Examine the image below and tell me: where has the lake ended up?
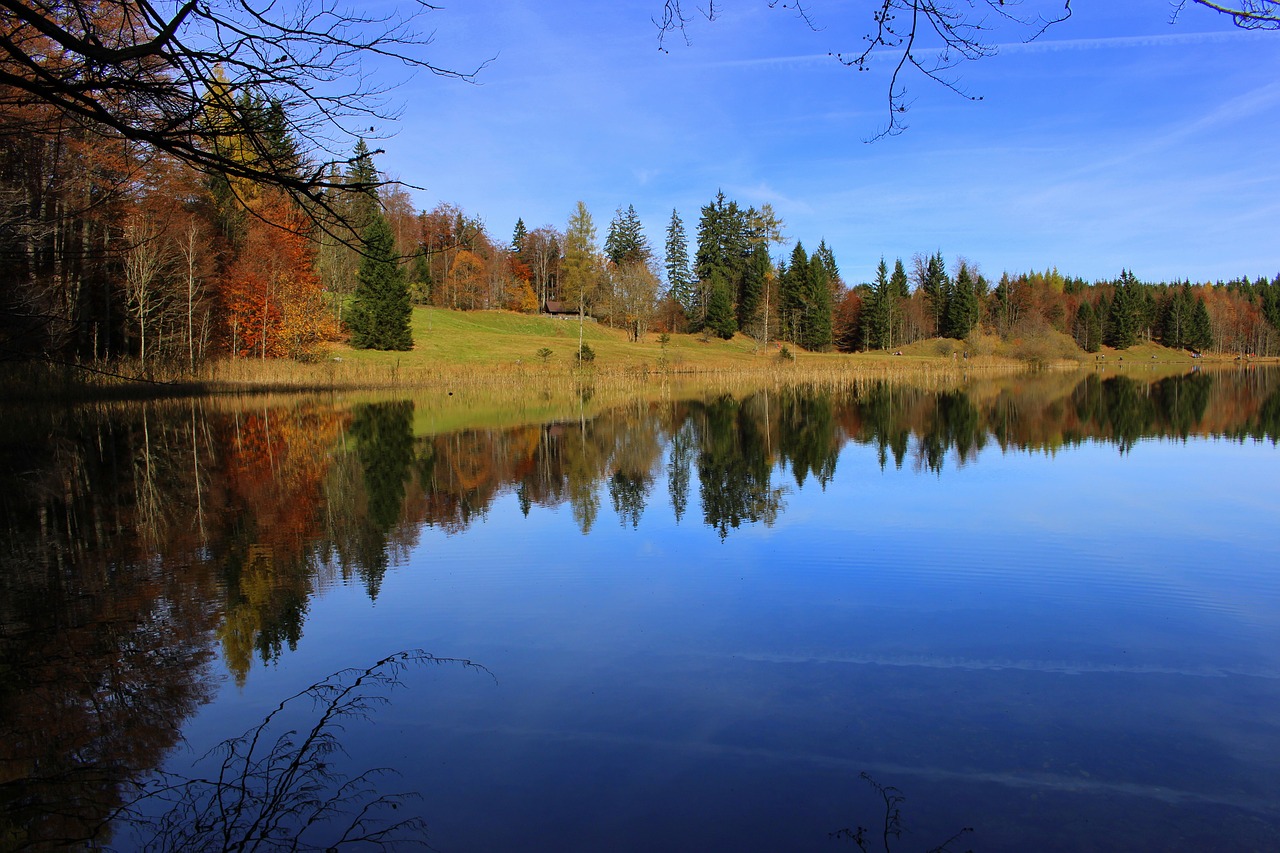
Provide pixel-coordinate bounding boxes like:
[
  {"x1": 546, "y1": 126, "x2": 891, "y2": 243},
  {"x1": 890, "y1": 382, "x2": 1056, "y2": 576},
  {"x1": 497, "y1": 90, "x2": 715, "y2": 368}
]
[{"x1": 2, "y1": 366, "x2": 1279, "y2": 851}]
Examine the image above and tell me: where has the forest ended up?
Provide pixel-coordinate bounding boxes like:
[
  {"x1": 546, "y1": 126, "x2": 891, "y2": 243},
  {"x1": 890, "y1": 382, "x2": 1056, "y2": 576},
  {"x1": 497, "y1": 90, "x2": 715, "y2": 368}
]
[{"x1": 5, "y1": 3, "x2": 1280, "y2": 374}]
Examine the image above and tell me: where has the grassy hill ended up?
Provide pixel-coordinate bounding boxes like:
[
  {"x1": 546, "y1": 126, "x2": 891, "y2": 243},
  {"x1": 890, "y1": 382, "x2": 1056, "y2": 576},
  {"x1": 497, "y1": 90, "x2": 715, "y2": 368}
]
[{"x1": 324, "y1": 306, "x2": 1215, "y2": 374}]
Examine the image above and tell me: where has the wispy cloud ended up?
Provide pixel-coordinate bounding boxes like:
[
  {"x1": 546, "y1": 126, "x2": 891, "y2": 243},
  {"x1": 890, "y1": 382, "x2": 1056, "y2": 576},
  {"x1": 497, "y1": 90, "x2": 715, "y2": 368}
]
[{"x1": 997, "y1": 28, "x2": 1270, "y2": 54}]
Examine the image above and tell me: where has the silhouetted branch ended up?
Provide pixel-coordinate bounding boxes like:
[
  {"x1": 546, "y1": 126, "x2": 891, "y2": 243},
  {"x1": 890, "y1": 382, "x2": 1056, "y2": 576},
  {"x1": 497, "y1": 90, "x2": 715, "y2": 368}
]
[
  {"x1": 1183, "y1": 0, "x2": 1280, "y2": 28},
  {"x1": 0, "y1": 0, "x2": 490, "y2": 219},
  {"x1": 831, "y1": 772, "x2": 973, "y2": 853},
  {"x1": 117, "y1": 649, "x2": 493, "y2": 851}
]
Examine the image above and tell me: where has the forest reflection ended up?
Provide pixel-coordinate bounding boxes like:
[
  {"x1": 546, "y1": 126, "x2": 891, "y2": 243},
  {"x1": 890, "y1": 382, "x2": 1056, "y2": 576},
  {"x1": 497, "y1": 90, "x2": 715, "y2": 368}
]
[{"x1": 1, "y1": 366, "x2": 1278, "y2": 847}]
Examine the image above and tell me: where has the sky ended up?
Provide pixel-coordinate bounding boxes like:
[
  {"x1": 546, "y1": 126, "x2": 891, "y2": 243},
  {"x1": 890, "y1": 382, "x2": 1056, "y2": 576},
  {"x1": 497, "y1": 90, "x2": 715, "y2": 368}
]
[{"x1": 362, "y1": 1, "x2": 1280, "y2": 286}]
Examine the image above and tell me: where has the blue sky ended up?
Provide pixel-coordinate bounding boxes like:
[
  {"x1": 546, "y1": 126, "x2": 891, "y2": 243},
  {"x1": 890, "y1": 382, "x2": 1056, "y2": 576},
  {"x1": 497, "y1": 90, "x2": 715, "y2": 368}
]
[{"x1": 369, "y1": 1, "x2": 1280, "y2": 286}]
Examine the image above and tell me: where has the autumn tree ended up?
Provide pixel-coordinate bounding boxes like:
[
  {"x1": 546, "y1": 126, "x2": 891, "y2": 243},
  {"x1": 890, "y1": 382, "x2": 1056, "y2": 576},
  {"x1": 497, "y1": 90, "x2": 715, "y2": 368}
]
[
  {"x1": 523, "y1": 226, "x2": 562, "y2": 311},
  {"x1": 609, "y1": 261, "x2": 662, "y2": 342},
  {"x1": 561, "y1": 202, "x2": 601, "y2": 355},
  {"x1": 0, "y1": 0, "x2": 482, "y2": 224}
]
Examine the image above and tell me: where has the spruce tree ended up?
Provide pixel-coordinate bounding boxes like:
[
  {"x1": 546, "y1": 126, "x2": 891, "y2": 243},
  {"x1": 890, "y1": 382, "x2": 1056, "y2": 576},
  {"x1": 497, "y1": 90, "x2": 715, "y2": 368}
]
[
  {"x1": 780, "y1": 242, "x2": 809, "y2": 344},
  {"x1": 705, "y1": 270, "x2": 737, "y2": 339},
  {"x1": 945, "y1": 261, "x2": 981, "y2": 340},
  {"x1": 804, "y1": 251, "x2": 834, "y2": 350},
  {"x1": 664, "y1": 209, "x2": 695, "y2": 319},
  {"x1": 917, "y1": 251, "x2": 949, "y2": 337},
  {"x1": 605, "y1": 204, "x2": 649, "y2": 266},
  {"x1": 694, "y1": 191, "x2": 752, "y2": 331},
  {"x1": 1074, "y1": 301, "x2": 1100, "y2": 352},
  {"x1": 1162, "y1": 285, "x2": 1194, "y2": 349},
  {"x1": 1106, "y1": 269, "x2": 1142, "y2": 349},
  {"x1": 512, "y1": 218, "x2": 527, "y2": 254},
  {"x1": 738, "y1": 242, "x2": 769, "y2": 332},
  {"x1": 348, "y1": 214, "x2": 412, "y2": 351},
  {"x1": 345, "y1": 139, "x2": 380, "y2": 235},
  {"x1": 1189, "y1": 296, "x2": 1213, "y2": 352},
  {"x1": 866, "y1": 258, "x2": 891, "y2": 350},
  {"x1": 889, "y1": 259, "x2": 909, "y2": 347}
]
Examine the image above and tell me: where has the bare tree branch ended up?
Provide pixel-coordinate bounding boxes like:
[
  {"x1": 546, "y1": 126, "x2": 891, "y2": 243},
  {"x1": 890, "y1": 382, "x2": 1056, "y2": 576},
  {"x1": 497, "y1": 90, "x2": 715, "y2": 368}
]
[
  {"x1": 1182, "y1": 0, "x2": 1280, "y2": 28},
  {"x1": 651, "y1": 1, "x2": 1280, "y2": 139},
  {"x1": 0, "y1": 1, "x2": 489, "y2": 213}
]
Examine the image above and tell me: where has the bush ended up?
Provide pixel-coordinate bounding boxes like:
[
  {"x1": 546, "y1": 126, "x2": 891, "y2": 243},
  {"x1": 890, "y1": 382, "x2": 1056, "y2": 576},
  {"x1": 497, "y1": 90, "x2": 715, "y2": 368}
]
[{"x1": 575, "y1": 343, "x2": 596, "y2": 364}]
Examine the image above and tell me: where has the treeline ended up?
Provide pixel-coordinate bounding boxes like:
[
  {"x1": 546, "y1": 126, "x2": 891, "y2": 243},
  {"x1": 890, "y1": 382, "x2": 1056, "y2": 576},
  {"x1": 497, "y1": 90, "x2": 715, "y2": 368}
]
[{"x1": 7, "y1": 51, "x2": 1280, "y2": 367}]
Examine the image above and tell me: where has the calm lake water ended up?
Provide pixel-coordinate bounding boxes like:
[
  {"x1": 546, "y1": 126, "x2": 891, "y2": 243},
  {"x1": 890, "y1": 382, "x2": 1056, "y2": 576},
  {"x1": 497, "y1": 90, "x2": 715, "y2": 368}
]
[{"x1": 3, "y1": 366, "x2": 1279, "y2": 852}]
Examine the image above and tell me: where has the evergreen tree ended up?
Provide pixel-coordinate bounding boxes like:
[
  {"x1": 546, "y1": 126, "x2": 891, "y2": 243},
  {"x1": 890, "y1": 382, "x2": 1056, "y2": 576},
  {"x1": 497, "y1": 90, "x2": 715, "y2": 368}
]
[
  {"x1": 917, "y1": 251, "x2": 949, "y2": 337},
  {"x1": 704, "y1": 270, "x2": 737, "y2": 339},
  {"x1": 664, "y1": 209, "x2": 695, "y2": 319},
  {"x1": 1189, "y1": 296, "x2": 1213, "y2": 352},
  {"x1": 944, "y1": 261, "x2": 981, "y2": 340},
  {"x1": 1162, "y1": 284, "x2": 1195, "y2": 349},
  {"x1": 605, "y1": 204, "x2": 649, "y2": 266},
  {"x1": 738, "y1": 243, "x2": 769, "y2": 332},
  {"x1": 348, "y1": 215, "x2": 412, "y2": 351},
  {"x1": 1074, "y1": 301, "x2": 1101, "y2": 352},
  {"x1": 815, "y1": 240, "x2": 840, "y2": 286},
  {"x1": 1263, "y1": 277, "x2": 1280, "y2": 335},
  {"x1": 345, "y1": 139, "x2": 381, "y2": 235},
  {"x1": 1106, "y1": 269, "x2": 1142, "y2": 349},
  {"x1": 694, "y1": 191, "x2": 751, "y2": 331},
  {"x1": 804, "y1": 251, "x2": 834, "y2": 350},
  {"x1": 889, "y1": 259, "x2": 910, "y2": 347},
  {"x1": 512, "y1": 218, "x2": 527, "y2": 254},
  {"x1": 866, "y1": 257, "x2": 892, "y2": 350},
  {"x1": 779, "y1": 242, "x2": 809, "y2": 344}
]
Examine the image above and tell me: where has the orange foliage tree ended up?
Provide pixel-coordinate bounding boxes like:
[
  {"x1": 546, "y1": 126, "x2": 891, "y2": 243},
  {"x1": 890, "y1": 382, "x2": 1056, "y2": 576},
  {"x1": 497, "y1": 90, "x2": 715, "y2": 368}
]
[{"x1": 219, "y1": 192, "x2": 337, "y2": 359}]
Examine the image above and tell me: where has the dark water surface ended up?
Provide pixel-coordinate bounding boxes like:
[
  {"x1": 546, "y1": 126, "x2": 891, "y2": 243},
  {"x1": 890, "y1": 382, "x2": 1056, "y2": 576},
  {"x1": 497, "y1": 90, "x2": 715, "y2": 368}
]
[{"x1": 3, "y1": 367, "x2": 1279, "y2": 851}]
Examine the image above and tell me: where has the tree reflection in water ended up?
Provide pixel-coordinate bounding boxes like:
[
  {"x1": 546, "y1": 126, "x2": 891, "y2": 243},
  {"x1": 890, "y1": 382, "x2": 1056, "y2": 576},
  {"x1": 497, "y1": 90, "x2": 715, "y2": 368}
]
[{"x1": 1, "y1": 367, "x2": 1277, "y2": 847}]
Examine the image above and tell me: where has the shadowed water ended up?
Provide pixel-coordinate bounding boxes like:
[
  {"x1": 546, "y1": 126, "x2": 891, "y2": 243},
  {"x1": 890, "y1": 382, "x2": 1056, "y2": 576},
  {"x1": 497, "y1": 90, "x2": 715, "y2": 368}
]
[{"x1": 2, "y1": 367, "x2": 1279, "y2": 851}]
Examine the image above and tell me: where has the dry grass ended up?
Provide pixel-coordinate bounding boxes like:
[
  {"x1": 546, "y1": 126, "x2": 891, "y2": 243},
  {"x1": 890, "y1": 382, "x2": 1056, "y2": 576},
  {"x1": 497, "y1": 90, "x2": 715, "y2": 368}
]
[{"x1": 3, "y1": 306, "x2": 1258, "y2": 402}]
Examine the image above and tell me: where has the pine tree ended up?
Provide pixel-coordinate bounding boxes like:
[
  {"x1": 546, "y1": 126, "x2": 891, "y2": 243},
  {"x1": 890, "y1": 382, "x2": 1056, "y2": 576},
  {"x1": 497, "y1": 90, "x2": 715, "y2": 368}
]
[
  {"x1": 348, "y1": 215, "x2": 412, "y2": 351},
  {"x1": 664, "y1": 209, "x2": 694, "y2": 319}
]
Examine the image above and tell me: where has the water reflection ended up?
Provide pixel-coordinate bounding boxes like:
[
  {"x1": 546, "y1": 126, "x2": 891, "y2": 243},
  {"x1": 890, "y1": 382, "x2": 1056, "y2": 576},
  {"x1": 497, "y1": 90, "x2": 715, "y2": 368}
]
[{"x1": 1, "y1": 367, "x2": 1278, "y2": 848}]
